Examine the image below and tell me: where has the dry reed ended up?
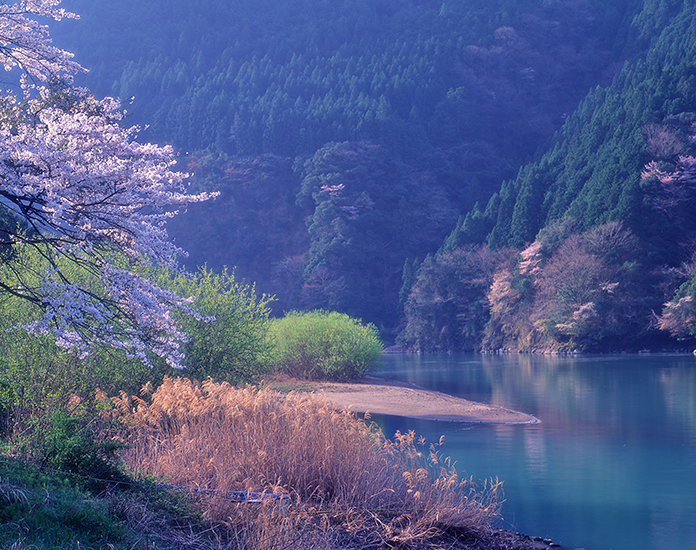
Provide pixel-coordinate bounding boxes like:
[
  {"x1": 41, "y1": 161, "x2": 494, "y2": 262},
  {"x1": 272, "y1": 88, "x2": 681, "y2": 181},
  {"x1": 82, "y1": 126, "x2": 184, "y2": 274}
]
[{"x1": 116, "y1": 377, "x2": 503, "y2": 549}]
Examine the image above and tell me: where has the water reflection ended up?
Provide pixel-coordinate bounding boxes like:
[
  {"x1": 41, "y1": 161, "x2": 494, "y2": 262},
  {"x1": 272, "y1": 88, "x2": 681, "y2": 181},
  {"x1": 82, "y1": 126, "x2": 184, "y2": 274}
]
[
  {"x1": 522, "y1": 426, "x2": 546, "y2": 481},
  {"x1": 373, "y1": 353, "x2": 696, "y2": 550},
  {"x1": 660, "y1": 366, "x2": 696, "y2": 435}
]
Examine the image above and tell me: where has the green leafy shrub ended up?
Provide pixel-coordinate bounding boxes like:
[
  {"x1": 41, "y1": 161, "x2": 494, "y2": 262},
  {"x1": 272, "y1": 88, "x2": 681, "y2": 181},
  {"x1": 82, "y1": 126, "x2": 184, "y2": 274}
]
[
  {"x1": 269, "y1": 310, "x2": 382, "y2": 380},
  {"x1": 0, "y1": 245, "x2": 165, "y2": 445},
  {"x1": 30, "y1": 409, "x2": 125, "y2": 485},
  {"x1": 153, "y1": 266, "x2": 275, "y2": 383}
]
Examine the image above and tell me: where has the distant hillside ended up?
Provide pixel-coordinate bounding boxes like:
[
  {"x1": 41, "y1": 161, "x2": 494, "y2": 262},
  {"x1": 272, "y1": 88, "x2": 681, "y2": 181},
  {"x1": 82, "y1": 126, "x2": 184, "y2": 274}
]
[
  {"x1": 401, "y1": 0, "x2": 696, "y2": 352},
  {"x1": 52, "y1": 0, "x2": 640, "y2": 338}
]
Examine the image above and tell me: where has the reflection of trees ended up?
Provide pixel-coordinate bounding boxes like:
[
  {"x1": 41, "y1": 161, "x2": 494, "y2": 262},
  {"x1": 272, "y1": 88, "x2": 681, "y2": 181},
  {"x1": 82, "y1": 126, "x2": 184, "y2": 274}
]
[
  {"x1": 378, "y1": 354, "x2": 696, "y2": 550},
  {"x1": 479, "y1": 355, "x2": 696, "y2": 444},
  {"x1": 382, "y1": 353, "x2": 498, "y2": 402},
  {"x1": 659, "y1": 366, "x2": 696, "y2": 432},
  {"x1": 380, "y1": 354, "x2": 696, "y2": 445},
  {"x1": 480, "y1": 354, "x2": 604, "y2": 432}
]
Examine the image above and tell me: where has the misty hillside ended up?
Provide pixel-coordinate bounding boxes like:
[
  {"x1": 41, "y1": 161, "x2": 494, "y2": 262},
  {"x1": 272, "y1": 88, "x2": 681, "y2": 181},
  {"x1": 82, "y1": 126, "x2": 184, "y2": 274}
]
[{"x1": 50, "y1": 0, "x2": 696, "y2": 350}]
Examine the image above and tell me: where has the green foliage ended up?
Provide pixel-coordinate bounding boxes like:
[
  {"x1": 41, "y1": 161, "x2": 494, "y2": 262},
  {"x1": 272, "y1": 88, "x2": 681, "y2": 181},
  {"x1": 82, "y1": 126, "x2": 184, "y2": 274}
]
[
  {"x1": 0, "y1": 456, "x2": 220, "y2": 550},
  {"x1": 41, "y1": 0, "x2": 696, "y2": 353},
  {"x1": 473, "y1": 3, "x2": 696, "y2": 254},
  {"x1": 658, "y1": 262, "x2": 696, "y2": 339},
  {"x1": 269, "y1": 310, "x2": 383, "y2": 380},
  {"x1": 47, "y1": 0, "x2": 642, "y2": 338},
  {"x1": 0, "y1": 258, "x2": 133, "y2": 478},
  {"x1": 522, "y1": 222, "x2": 652, "y2": 350},
  {"x1": 28, "y1": 409, "x2": 124, "y2": 484},
  {"x1": 56, "y1": 0, "x2": 633, "y2": 160},
  {"x1": 397, "y1": 1, "x2": 696, "y2": 352},
  {"x1": 399, "y1": 246, "x2": 512, "y2": 351},
  {"x1": 0, "y1": 458, "x2": 132, "y2": 549},
  {"x1": 153, "y1": 266, "x2": 275, "y2": 383},
  {"x1": 403, "y1": 221, "x2": 670, "y2": 352},
  {"x1": 0, "y1": 246, "x2": 166, "y2": 438},
  {"x1": 297, "y1": 141, "x2": 458, "y2": 333},
  {"x1": 0, "y1": 247, "x2": 275, "y2": 481},
  {"x1": 167, "y1": 154, "x2": 310, "y2": 315}
]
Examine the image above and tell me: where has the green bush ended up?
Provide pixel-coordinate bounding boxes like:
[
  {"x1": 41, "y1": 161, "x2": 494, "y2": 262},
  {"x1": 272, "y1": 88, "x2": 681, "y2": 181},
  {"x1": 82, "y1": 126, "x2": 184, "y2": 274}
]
[
  {"x1": 153, "y1": 266, "x2": 275, "y2": 383},
  {"x1": 0, "y1": 246, "x2": 166, "y2": 443},
  {"x1": 30, "y1": 409, "x2": 125, "y2": 484},
  {"x1": 269, "y1": 310, "x2": 383, "y2": 380}
]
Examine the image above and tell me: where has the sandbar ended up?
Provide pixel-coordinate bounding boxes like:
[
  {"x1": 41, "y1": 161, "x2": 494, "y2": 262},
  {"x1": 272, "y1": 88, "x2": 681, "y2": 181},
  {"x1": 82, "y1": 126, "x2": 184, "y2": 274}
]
[{"x1": 274, "y1": 376, "x2": 538, "y2": 424}]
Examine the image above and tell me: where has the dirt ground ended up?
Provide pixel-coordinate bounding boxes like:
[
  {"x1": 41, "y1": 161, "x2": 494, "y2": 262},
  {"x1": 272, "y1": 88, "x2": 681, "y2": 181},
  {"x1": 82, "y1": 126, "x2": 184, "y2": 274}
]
[{"x1": 268, "y1": 375, "x2": 538, "y2": 425}]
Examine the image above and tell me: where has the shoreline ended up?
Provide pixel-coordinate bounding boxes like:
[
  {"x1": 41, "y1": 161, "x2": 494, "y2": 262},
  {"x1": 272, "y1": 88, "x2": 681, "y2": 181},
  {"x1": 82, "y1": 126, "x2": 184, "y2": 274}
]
[{"x1": 269, "y1": 375, "x2": 539, "y2": 425}]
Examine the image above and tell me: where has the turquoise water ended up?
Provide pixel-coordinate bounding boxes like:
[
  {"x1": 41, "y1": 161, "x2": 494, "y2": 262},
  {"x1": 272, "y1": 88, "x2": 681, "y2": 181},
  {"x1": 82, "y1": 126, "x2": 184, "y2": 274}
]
[{"x1": 373, "y1": 353, "x2": 696, "y2": 550}]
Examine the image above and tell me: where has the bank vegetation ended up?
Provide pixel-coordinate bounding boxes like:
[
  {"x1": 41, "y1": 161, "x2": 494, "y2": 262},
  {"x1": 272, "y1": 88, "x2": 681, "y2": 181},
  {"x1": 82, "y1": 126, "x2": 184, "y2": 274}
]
[{"x1": 0, "y1": 251, "x2": 538, "y2": 549}]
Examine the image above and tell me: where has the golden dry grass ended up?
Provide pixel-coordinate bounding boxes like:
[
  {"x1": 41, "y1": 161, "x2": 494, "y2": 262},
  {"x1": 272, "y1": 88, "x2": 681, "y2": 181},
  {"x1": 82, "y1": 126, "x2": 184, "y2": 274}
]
[{"x1": 115, "y1": 377, "x2": 504, "y2": 549}]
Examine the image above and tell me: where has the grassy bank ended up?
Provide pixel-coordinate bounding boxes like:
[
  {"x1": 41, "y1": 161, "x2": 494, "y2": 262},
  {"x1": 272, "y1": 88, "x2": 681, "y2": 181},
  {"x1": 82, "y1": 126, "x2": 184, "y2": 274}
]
[
  {"x1": 0, "y1": 378, "x2": 550, "y2": 549},
  {"x1": 0, "y1": 455, "x2": 216, "y2": 549}
]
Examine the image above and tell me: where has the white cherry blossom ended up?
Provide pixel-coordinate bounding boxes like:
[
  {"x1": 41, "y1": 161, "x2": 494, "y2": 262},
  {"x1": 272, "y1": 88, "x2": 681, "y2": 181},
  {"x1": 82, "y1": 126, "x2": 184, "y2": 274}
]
[
  {"x1": 0, "y1": 1, "x2": 216, "y2": 366},
  {"x1": 0, "y1": 1, "x2": 83, "y2": 80}
]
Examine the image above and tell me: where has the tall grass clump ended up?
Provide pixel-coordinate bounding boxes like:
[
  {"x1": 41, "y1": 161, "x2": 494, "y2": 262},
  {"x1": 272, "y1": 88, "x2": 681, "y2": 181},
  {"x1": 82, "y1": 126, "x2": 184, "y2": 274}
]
[
  {"x1": 269, "y1": 310, "x2": 382, "y2": 380},
  {"x1": 118, "y1": 377, "x2": 502, "y2": 549}
]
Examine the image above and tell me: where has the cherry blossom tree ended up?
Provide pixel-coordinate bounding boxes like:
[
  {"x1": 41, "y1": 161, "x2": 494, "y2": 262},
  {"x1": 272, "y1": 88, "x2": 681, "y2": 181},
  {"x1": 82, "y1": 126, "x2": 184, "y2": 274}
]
[
  {"x1": 0, "y1": 1, "x2": 215, "y2": 366},
  {"x1": 0, "y1": 0, "x2": 83, "y2": 80}
]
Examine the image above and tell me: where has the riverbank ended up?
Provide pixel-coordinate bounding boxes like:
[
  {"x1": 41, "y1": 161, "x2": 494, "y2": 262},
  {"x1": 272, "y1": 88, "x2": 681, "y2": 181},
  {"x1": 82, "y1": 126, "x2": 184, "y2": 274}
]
[{"x1": 267, "y1": 375, "x2": 539, "y2": 424}]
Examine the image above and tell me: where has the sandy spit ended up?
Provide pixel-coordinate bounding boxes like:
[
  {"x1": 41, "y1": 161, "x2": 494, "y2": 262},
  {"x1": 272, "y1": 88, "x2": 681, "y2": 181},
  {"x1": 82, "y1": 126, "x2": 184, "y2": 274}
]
[{"x1": 273, "y1": 376, "x2": 538, "y2": 425}]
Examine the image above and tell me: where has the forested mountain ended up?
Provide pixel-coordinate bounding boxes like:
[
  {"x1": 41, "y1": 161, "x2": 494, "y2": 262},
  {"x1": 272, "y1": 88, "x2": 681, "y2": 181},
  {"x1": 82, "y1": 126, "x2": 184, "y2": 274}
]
[
  {"x1": 55, "y1": 0, "x2": 634, "y2": 157},
  {"x1": 48, "y1": 0, "x2": 681, "y2": 346},
  {"x1": 402, "y1": 0, "x2": 696, "y2": 352}
]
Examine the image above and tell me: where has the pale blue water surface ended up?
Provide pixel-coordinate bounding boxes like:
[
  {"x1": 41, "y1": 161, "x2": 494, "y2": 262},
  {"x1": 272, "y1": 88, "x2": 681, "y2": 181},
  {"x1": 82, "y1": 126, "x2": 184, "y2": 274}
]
[{"x1": 373, "y1": 353, "x2": 696, "y2": 550}]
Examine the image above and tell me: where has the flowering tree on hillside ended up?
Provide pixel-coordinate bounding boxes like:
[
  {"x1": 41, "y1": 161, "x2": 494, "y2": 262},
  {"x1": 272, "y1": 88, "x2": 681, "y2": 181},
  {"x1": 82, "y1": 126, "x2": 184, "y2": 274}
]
[{"x1": 0, "y1": 1, "x2": 214, "y2": 366}]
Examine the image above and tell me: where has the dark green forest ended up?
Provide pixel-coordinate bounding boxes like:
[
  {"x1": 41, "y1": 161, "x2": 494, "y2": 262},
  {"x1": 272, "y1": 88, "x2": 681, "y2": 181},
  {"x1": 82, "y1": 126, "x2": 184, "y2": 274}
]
[{"x1": 49, "y1": 0, "x2": 696, "y2": 350}]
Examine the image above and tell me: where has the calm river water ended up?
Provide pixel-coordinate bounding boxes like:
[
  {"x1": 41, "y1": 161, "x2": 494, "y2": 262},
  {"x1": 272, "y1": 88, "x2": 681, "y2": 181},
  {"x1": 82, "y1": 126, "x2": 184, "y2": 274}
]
[{"x1": 373, "y1": 353, "x2": 696, "y2": 550}]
